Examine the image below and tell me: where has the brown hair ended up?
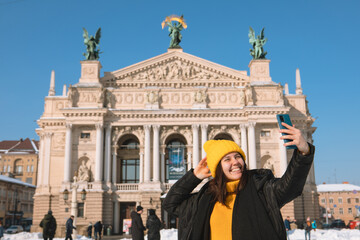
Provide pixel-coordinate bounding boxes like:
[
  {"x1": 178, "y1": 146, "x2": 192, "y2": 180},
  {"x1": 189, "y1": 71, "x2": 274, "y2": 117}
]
[{"x1": 208, "y1": 161, "x2": 248, "y2": 207}]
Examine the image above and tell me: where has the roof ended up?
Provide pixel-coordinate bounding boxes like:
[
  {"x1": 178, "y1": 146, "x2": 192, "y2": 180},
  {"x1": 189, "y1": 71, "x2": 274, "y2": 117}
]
[
  {"x1": 0, "y1": 175, "x2": 36, "y2": 188},
  {"x1": 317, "y1": 183, "x2": 360, "y2": 192},
  {"x1": 0, "y1": 138, "x2": 39, "y2": 154}
]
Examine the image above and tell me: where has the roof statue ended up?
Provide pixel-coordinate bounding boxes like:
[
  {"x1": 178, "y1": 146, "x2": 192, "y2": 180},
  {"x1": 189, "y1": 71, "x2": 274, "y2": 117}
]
[
  {"x1": 248, "y1": 27, "x2": 267, "y2": 59},
  {"x1": 82, "y1": 27, "x2": 102, "y2": 60},
  {"x1": 162, "y1": 15, "x2": 187, "y2": 49}
]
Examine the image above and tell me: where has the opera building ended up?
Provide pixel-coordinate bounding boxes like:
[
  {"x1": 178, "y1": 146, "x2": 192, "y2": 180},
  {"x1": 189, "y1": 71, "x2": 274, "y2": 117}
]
[{"x1": 32, "y1": 46, "x2": 319, "y2": 236}]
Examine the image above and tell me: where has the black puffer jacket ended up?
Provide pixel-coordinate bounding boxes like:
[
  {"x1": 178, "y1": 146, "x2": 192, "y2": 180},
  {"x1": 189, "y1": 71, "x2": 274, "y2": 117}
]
[
  {"x1": 146, "y1": 214, "x2": 162, "y2": 240},
  {"x1": 163, "y1": 144, "x2": 315, "y2": 240},
  {"x1": 40, "y1": 213, "x2": 57, "y2": 238}
]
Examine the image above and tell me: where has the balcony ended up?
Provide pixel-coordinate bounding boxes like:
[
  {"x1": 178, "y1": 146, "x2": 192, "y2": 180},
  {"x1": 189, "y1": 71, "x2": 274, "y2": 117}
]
[{"x1": 115, "y1": 183, "x2": 139, "y2": 191}]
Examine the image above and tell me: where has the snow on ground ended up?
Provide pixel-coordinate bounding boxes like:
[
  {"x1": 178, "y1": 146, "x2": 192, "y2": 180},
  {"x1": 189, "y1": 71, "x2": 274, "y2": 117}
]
[{"x1": 3, "y1": 229, "x2": 360, "y2": 240}]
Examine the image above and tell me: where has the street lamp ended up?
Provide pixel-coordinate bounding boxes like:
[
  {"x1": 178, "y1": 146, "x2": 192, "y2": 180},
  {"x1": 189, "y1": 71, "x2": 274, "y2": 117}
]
[
  {"x1": 63, "y1": 189, "x2": 69, "y2": 201},
  {"x1": 81, "y1": 189, "x2": 87, "y2": 201}
]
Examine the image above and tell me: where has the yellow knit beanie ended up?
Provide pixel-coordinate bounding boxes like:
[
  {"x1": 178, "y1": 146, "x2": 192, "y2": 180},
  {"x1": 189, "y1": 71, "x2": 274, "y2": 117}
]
[{"x1": 203, "y1": 140, "x2": 246, "y2": 177}]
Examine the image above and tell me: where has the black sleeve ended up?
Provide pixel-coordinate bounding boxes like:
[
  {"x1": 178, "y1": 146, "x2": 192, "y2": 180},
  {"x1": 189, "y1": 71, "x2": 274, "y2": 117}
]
[
  {"x1": 272, "y1": 143, "x2": 315, "y2": 207},
  {"x1": 162, "y1": 169, "x2": 202, "y2": 216}
]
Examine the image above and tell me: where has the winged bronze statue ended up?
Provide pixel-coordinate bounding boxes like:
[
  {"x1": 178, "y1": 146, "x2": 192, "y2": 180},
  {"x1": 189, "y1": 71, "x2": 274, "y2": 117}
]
[
  {"x1": 83, "y1": 27, "x2": 102, "y2": 60},
  {"x1": 162, "y1": 15, "x2": 187, "y2": 49},
  {"x1": 248, "y1": 27, "x2": 267, "y2": 59}
]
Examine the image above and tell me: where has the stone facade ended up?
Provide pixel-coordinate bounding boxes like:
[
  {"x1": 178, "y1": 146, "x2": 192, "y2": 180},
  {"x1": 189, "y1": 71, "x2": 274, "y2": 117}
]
[{"x1": 33, "y1": 48, "x2": 319, "y2": 236}]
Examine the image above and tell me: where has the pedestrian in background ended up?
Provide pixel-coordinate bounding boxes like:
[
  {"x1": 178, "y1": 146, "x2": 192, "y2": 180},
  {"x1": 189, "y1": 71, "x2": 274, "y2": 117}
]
[
  {"x1": 87, "y1": 222, "x2": 93, "y2": 239},
  {"x1": 0, "y1": 222, "x2": 4, "y2": 240},
  {"x1": 94, "y1": 221, "x2": 103, "y2": 240},
  {"x1": 131, "y1": 205, "x2": 146, "y2": 240},
  {"x1": 146, "y1": 209, "x2": 162, "y2": 240},
  {"x1": 311, "y1": 220, "x2": 317, "y2": 231},
  {"x1": 65, "y1": 215, "x2": 76, "y2": 240},
  {"x1": 304, "y1": 217, "x2": 312, "y2": 240},
  {"x1": 40, "y1": 210, "x2": 57, "y2": 240},
  {"x1": 284, "y1": 216, "x2": 296, "y2": 240}
]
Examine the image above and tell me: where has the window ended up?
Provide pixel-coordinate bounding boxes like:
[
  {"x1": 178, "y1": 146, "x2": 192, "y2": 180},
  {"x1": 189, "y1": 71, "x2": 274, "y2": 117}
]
[
  {"x1": 166, "y1": 140, "x2": 187, "y2": 182},
  {"x1": 329, "y1": 198, "x2": 334, "y2": 204},
  {"x1": 80, "y1": 132, "x2": 90, "y2": 139},
  {"x1": 338, "y1": 198, "x2": 342, "y2": 204},
  {"x1": 260, "y1": 130, "x2": 271, "y2": 137},
  {"x1": 16, "y1": 165, "x2": 23, "y2": 173},
  {"x1": 348, "y1": 208, "x2": 352, "y2": 214},
  {"x1": 7, "y1": 166, "x2": 10, "y2": 172},
  {"x1": 356, "y1": 198, "x2": 359, "y2": 203},
  {"x1": 330, "y1": 208, "x2": 334, "y2": 214},
  {"x1": 26, "y1": 178, "x2": 32, "y2": 184},
  {"x1": 3, "y1": 166, "x2": 6, "y2": 172},
  {"x1": 27, "y1": 166, "x2": 30, "y2": 172},
  {"x1": 321, "y1": 198, "x2": 326, "y2": 204},
  {"x1": 347, "y1": 198, "x2": 351, "y2": 204},
  {"x1": 120, "y1": 159, "x2": 139, "y2": 183},
  {"x1": 31, "y1": 165, "x2": 34, "y2": 172},
  {"x1": 77, "y1": 203, "x2": 84, "y2": 217},
  {"x1": 339, "y1": 208, "x2": 343, "y2": 215},
  {"x1": 120, "y1": 139, "x2": 139, "y2": 150}
]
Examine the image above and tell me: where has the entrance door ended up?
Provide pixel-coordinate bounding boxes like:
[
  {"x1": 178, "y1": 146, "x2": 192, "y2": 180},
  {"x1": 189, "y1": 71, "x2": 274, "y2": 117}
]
[{"x1": 120, "y1": 202, "x2": 136, "y2": 234}]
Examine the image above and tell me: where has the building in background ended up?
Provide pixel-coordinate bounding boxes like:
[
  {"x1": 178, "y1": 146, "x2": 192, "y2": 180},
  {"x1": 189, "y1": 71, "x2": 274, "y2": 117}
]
[
  {"x1": 0, "y1": 174, "x2": 36, "y2": 228},
  {"x1": 317, "y1": 182, "x2": 360, "y2": 225},
  {"x1": 0, "y1": 138, "x2": 39, "y2": 185},
  {"x1": 33, "y1": 47, "x2": 318, "y2": 236}
]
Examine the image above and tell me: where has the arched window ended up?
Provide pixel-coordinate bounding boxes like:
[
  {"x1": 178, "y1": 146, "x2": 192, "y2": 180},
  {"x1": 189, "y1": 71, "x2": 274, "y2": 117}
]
[
  {"x1": 14, "y1": 159, "x2": 23, "y2": 174},
  {"x1": 213, "y1": 133, "x2": 234, "y2": 141},
  {"x1": 117, "y1": 135, "x2": 140, "y2": 183},
  {"x1": 166, "y1": 139, "x2": 187, "y2": 183}
]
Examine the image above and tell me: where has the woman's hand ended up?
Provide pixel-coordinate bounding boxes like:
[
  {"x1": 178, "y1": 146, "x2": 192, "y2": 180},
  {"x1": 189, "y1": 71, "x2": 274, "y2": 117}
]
[
  {"x1": 279, "y1": 122, "x2": 310, "y2": 155},
  {"x1": 194, "y1": 157, "x2": 212, "y2": 180}
]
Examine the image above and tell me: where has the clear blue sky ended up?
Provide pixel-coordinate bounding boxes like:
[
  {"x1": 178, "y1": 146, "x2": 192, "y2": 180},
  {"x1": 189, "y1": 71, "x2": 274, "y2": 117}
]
[{"x1": 1, "y1": 0, "x2": 359, "y2": 185}]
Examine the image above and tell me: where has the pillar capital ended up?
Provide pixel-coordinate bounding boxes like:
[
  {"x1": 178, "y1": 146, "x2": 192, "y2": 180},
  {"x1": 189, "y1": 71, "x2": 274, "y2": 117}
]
[
  {"x1": 95, "y1": 123, "x2": 103, "y2": 130},
  {"x1": 192, "y1": 124, "x2": 199, "y2": 130},
  {"x1": 248, "y1": 122, "x2": 256, "y2": 128},
  {"x1": 239, "y1": 123, "x2": 248, "y2": 129},
  {"x1": 144, "y1": 125, "x2": 152, "y2": 131},
  {"x1": 66, "y1": 123, "x2": 73, "y2": 130}
]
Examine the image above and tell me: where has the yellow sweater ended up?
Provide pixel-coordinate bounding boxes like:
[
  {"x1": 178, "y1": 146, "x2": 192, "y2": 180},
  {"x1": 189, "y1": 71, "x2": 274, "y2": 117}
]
[{"x1": 210, "y1": 180, "x2": 239, "y2": 240}]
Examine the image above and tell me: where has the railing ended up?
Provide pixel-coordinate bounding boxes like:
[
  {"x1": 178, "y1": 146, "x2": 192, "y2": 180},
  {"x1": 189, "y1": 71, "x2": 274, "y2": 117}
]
[{"x1": 115, "y1": 184, "x2": 139, "y2": 191}]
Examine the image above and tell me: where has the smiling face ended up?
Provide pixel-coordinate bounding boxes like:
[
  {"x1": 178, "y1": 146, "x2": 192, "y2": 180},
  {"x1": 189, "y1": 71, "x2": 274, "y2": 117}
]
[{"x1": 220, "y1": 152, "x2": 245, "y2": 181}]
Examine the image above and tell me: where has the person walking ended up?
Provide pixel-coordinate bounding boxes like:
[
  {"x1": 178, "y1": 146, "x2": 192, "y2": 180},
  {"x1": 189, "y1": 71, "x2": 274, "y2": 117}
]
[
  {"x1": 87, "y1": 222, "x2": 93, "y2": 239},
  {"x1": 0, "y1": 222, "x2": 4, "y2": 240},
  {"x1": 311, "y1": 220, "x2": 317, "y2": 231},
  {"x1": 40, "y1": 210, "x2": 57, "y2": 240},
  {"x1": 94, "y1": 221, "x2": 103, "y2": 240},
  {"x1": 284, "y1": 216, "x2": 296, "y2": 240},
  {"x1": 131, "y1": 206, "x2": 146, "y2": 240},
  {"x1": 146, "y1": 209, "x2": 162, "y2": 240},
  {"x1": 304, "y1": 217, "x2": 312, "y2": 240},
  {"x1": 65, "y1": 215, "x2": 76, "y2": 240},
  {"x1": 163, "y1": 122, "x2": 315, "y2": 240}
]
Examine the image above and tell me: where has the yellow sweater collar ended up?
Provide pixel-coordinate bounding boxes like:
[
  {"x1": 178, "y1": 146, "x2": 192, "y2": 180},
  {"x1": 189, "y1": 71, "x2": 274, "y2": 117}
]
[{"x1": 226, "y1": 180, "x2": 240, "y2": 193}]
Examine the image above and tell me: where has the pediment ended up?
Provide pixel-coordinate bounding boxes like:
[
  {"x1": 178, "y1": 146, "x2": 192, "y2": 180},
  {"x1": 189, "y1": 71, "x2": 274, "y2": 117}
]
[{"x1": 101, "y1": 50, "x2": 249, "y2": 84}]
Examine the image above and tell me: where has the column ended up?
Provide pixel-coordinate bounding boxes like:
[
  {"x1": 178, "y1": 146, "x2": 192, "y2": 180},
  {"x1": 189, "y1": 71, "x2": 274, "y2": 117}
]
[
  {"x1": 240, "y1": 124, "x2": 248, "y2": 160},
  {"x1": 95, "y1": 123, "x2": 104, "y2": 182},
  {"x1": 64, "y1": 123, "x2": 72, "y2": 182},
  {"x1": 160, "y1": 146, "x2": 165, "y2": 183},
  {"x1": 139, "y1": 152, "x2": 144, "y2": 183},
  {"x1": 187, "y1": 151, "x2": 192, "y2": 171},
  {"x1": 201, "y1": 124, "x2": 208, "y2": 159},
  {"x1": 104, "y1": 125, "x2": 112, "y2": 182},
  {"x1": 112, "y1": 146, "x2": 118, "y2": 184},
  {"x1": 192, "y1": 124, "x2": 199, "y2": 168},
  {"x1": 114, "y1": 201, "x2": 120, "y2": 234},
  {"x1": 144, "y1": 125, "x2": 151, "y2": 182},
  {"x1": 37, "y1": 134, "x2": 44, "y2": 186},
  {"x1": 43, "y1": 132, "x2": 53, "y2": 186},
  {"x1": 279, "y1": 131, "x2": 288, "y2": 176},
  {"x1": 247, "y1": 122, "x2": 257, "y2": 170},
  {"x1": 153, "y1": 125, "x2": 160, "y2": 182}
]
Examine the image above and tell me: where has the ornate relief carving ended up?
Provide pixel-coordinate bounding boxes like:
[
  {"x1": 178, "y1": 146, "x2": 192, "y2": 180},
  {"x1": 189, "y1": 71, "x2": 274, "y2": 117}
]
[
  {"x1": 146, "y1": 91, "x2": 159, "y2": 104},
  {"x1": 193, "y1": 90, "x2": 207, "y2": 104},
  {"x1": 208, "y1": 126, "x2": 240, "y2": 143},
  {"x1": 183, "y1": 93, "x2": 191, "y2": 104},
  {"x1": 97, "y1": 88, "x2": 105, "y2": 107},
  {"x1": 114, "y1": 59, "x2": 227, "y2": 82},
  {"x1": 239, "y1": 90, "x2": 245, "y2": 105},
  {"x1": 125, "y1": 94, "x2": 133, "y2": 104},
  {"x1": 83, "y1": 66, "x2": 96, "y2": 77},
  {"x1": 56, "y1": 102, "x2": 64, "y2": 111},
  {"x1": 171, "y1": 93, "x2": 180, "y2": 104},
  {"x1": 276, "y1": 86, "x2": 284, "y2": 105},
  {"x1": 135, "y1": 93, "x2": 145, "y2": 104},
  {"x1": 115, "y1": 93, "x2": 122, "y2": 104},
  {"x1": 105, "y1": 89, "x2": 115, "y2": 108},
  {"x1": 53, "y1": 133, "x2": 65, "y2": 150},
  {"x1": 245, "y1": 85, "x2": 254, "y2": 106},
  {"x1": 160, "y1": 126, "x2": 192, "y2": 145},
  {"x1": 112, "y1": 126, "x2": 144, "y2": 146},
  {"x1": 79, "y1": 92, "x2": 97, "y2": 103}
]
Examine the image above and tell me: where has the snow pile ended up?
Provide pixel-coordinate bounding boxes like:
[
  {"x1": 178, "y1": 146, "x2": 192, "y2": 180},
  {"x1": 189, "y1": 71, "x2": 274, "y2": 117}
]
[{"x1": 3, "y1": 228, "x2": 360, "y2": 240}]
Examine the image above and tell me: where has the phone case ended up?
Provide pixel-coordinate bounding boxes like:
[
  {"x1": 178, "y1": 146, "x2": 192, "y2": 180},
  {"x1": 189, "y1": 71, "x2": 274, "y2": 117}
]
[{"x1": 276, "y1": 114, "x2": 297, "y2": 149}]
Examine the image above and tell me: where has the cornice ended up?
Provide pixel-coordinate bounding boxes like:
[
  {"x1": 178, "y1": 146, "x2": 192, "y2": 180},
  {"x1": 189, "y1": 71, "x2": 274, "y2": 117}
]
[{"x1": 61, "y1": 108, "x2": 108, "y2": 117}]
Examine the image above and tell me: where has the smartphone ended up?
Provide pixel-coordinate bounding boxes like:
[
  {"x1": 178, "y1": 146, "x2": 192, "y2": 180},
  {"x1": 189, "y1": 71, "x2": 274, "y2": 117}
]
[{"x1": 276, "y1": 114, "x2": 297, "y2": 149}]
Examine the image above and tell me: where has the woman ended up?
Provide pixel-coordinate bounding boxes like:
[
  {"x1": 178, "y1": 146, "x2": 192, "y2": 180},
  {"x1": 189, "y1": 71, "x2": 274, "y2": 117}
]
[
  {"x1": 163, "y1": 122, "x2": 315, "y2": 240},
  {"x1": 146, "y1": 209, "x2": 162, "y2": 240}
]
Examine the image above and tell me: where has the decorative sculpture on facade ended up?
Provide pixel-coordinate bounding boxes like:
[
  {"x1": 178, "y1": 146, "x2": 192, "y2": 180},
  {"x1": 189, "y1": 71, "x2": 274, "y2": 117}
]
[
  {"x1": 248, "y1": 27, "x2": 267, "y2": 59},
  {"x1": 78, "y1": 159, "x2": 90, "y2": 182},
  {"x1": 245, "y1": 85, "x2": 254, "y2": 105},
  {"x1": 193, "y1": 90, "x2": 207, "y2": 104},
  {"x1": 146, "y1": 91, "x2": 159, "y2": 104},
  {"x1": 82, "y1": 27, "x2": 102, "y2": 60},
  {"x1": 97, "y1": 87, "x2": 105, "y2": 107},
  {"x1": 162, "y1": 15, "x2": 187, "y2": 49}
]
